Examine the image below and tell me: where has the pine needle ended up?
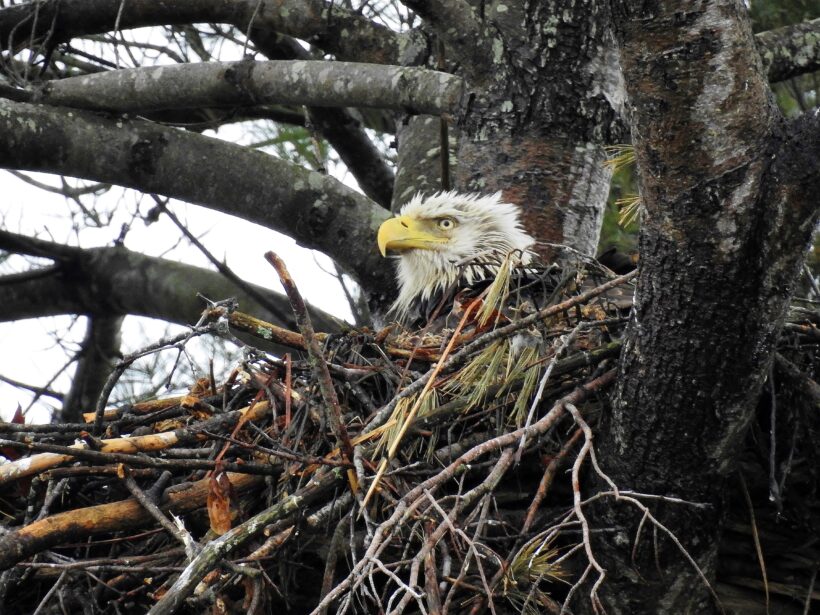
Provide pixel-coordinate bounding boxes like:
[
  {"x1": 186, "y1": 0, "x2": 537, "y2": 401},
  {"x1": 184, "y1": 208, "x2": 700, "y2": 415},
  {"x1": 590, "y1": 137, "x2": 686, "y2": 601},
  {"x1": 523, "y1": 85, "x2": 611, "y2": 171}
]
[
  {"x1": 501, "y1": 531, "x2": 567, "y2": 614},
  {"x1": 508, "y1": 345, "x2": 543, "y2": 427},
  {"x1": 444, "y1": 339, "x2": 510, "y2": 412},
  {"x1": 478, "y1": 252, "x2": 514, "y2": 327},
  {"x1": 615, "y1": 194, "x2": 642, "y2": 228},
  {"x1": 603, "y1": 144, "x2": 636, "y2": 173}
]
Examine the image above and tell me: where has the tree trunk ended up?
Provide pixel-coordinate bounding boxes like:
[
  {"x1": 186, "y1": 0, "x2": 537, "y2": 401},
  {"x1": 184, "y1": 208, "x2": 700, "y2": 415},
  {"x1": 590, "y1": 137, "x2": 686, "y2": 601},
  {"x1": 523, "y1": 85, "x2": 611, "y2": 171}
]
[
  {"x1": 580, "y1": 2, "x2": 820, "y2": 612},
  {"x1": 452, "y1": 0, "x2": 625, "y2": 261}
]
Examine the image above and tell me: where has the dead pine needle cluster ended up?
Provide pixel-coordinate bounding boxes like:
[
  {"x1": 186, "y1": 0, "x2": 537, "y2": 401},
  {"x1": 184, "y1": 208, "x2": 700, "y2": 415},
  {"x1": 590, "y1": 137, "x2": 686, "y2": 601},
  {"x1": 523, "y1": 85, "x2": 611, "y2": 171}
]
[{"x1": 0, "y1": 253, "x2": 817, "y2": 615}]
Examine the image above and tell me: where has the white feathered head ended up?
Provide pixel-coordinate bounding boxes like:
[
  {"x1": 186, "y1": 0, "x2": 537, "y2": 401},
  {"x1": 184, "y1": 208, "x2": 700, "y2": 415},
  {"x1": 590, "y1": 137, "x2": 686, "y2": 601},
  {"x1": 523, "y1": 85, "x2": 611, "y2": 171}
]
[{"x1": 377, "y1": 191, "x2": 535, "y2": 318}]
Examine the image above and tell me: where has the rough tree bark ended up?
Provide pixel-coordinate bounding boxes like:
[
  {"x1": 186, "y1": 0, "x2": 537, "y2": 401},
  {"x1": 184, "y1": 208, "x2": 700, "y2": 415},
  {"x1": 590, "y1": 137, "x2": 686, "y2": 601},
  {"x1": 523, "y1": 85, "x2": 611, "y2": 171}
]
[
  {"x1": 407, "y1": 0, "x2": 627, "y2": 261},
  {"x1": 581, "y1": 2, "x2": 820, "y2": 613}
]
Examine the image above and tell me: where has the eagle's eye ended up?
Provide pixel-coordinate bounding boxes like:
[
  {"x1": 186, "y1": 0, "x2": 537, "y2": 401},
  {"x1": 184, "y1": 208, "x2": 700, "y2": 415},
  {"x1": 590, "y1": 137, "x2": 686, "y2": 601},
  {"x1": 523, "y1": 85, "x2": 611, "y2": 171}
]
[{"x1": 436, "y1": 217, "x2": 456, "y2": 231}]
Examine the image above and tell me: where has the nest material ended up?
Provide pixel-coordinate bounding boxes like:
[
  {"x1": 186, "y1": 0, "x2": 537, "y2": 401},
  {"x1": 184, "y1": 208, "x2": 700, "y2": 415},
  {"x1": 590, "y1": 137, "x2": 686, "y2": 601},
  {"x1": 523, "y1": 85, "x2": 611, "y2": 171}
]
[{"x1": 0, "y1": 265, "x2": 817, "y2": 615}]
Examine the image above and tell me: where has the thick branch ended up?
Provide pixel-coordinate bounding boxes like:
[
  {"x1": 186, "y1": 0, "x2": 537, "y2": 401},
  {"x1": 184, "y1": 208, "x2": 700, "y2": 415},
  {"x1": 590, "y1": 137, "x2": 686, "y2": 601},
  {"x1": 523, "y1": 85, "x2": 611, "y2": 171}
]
[
  {"x1": 0, "y1": 0, "x2": 399, "y2": 64},
  {"x1": 589, "y1": 2, "x2": 820, "y2": 613},
  {"x1": 0, "y1": 100, "x2": 392, "y2": 295},
  {"x1": 0, "y1": 472, "x2": 264, "y2": 572},
  {"x1": 0, "y1": 230, "x2": 339, "y2": 334},
  {"x1": 31, "y1": 61, "x2": 464, "y2": 116},
  {"x1": 400, "y1": 0, "x2": 494, "y2": 79},
  {"x1": 755, "y1": 17, "x2": 820, "y2": 83}
]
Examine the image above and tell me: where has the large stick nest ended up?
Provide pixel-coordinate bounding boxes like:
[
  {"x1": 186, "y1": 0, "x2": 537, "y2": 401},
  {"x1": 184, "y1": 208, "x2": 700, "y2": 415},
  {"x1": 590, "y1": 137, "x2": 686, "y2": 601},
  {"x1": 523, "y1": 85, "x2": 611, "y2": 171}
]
[{"x1": 0, "y1": 258, "x2": 817, "y2": 615}]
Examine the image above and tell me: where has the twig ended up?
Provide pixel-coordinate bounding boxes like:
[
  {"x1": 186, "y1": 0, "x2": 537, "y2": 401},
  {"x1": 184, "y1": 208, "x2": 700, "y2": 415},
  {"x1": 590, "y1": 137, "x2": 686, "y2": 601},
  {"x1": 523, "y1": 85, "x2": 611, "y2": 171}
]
[
  {"x1": 517, "y1": 323, "x2": 584, "y2": 456},
  {"x1": 147, "y1": 469, "x2": 342, "y2": 615},
  {"x1": 121, "y1": 467, "x2": 194, "y2": 549},
  {"x1": 522, "y1": 428, "x2": 583, "y2": 534},
  {"x1": 30, "y1": 570, "x2": 67, "y2": 615},
  {"x1": 156, "y1": 199, "x2": 293, "y2": 325},
  {"x1": 803, "y1": 566, "x2": 818, "y2": 615},
  {"x1": 0, "y1": 438, "x2": 281, "y2": 477},
  {"x1": 312, "y1": 371, "x2": 616, "y2": 614},
  {"x1": 738, "y1": 472, "x2": 769, "y2": 613},
  {"x1": 362, "y1": 299, "x2": 481, "y2": 509},
  {"x1": 564, "y1": 402, "x2": 607, "y2": 614},
  {"x1": 265, "y1": 251, "x2": 356, "y2": 487},
  {"x1": 92, "y1": 324, "x2": 218, "y2": 434}
]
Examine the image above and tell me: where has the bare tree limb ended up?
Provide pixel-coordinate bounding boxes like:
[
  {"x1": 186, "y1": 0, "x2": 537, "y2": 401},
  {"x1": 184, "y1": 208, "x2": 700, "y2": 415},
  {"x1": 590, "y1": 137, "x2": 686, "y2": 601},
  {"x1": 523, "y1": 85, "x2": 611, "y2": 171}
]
[
  {"x1": 248, "y1": 30, "x2": 395, "y2": 208},
  {"x1": 0, "y1": 0, "x2": 400, "y2": 65},
  {"x1": 0, "y1": 230, "x2": 340, "y2": 334},
  {"x1": 28, "y1": 60, "x2": 464, "y2": 116},
  {"x1": 0, "y1": 100, "x2": 392, "y2": 294},
  {"x1": 755, "y1": 17, "x2": 820, "y2": 83}
]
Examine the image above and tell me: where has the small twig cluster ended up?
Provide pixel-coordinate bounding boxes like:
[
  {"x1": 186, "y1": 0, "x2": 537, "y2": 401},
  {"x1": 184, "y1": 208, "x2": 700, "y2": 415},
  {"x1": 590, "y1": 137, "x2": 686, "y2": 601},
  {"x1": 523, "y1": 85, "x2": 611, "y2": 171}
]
[{"x1": 0, "y1": 260, "x2": 817, "y2": 615}]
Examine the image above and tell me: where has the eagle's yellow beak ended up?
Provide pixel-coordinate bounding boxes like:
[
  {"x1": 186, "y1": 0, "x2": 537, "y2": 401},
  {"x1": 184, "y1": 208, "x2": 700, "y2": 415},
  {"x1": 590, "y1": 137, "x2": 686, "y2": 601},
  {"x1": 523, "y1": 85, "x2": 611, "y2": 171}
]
[{"x1": 377, "y1": 216, "x2": 446, "y2": 257}]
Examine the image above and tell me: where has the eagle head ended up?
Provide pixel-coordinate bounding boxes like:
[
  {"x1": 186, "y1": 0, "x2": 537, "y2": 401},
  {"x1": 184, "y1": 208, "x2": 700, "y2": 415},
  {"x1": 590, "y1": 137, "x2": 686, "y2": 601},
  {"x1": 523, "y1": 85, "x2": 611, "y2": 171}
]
[{"x1": 377, "y1": 191, "x2": 535, "y2": 318}]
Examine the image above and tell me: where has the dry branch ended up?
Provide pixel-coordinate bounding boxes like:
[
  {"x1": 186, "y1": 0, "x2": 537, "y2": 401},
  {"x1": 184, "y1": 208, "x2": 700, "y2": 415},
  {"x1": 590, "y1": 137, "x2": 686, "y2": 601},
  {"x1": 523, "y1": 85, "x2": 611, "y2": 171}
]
[
  {"x1": 0, "y1": 266, "x2": 816, "y2": 614},
  {"x1": 32, "y1": 61, "x2": 464, "y2": 116}
]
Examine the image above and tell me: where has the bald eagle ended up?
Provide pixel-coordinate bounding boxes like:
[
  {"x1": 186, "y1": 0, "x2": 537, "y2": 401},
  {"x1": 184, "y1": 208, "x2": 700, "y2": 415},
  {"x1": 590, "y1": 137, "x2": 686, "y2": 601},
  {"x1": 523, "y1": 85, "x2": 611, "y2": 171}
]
[{"x1": 377, "y1": 191, "x2": 539, "y2": 322}]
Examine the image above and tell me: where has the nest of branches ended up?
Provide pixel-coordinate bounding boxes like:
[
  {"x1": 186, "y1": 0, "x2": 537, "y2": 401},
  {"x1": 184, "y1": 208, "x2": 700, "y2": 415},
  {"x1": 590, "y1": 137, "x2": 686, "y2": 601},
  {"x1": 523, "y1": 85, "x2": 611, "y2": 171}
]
[{"x1": 0, "y1": 253, "x2": 817, "y2": 615}]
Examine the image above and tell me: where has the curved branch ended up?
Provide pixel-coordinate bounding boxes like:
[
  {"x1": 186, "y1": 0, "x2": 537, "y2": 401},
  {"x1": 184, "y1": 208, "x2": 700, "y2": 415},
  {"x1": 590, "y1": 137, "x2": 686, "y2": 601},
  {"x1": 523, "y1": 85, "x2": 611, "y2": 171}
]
[
  {"x1": 0, "y1": 230, "x2": 340, "y2": 334},
  {"x1": 0, "y1": 0, "x2": 399, "y2": 64},
  {"x1": 755, "y1": 17, "x2": 820, "y2": 83},
  {"x1": 32, "y1": 60, "x2": 464, "y2": 117},
  {"x1": 0, "y1": 99, "x2": 392, "y2": 295}
]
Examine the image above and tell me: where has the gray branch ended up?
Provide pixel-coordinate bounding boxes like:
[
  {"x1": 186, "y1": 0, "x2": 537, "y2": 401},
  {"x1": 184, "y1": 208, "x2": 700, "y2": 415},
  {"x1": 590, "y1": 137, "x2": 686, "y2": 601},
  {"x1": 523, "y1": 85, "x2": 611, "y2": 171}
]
[
  {"x1": 31, "y1": 61, "x2": 463, "y2": 117},
  {"x1": 0, "y1": 230, "x2": 340, "y2": 336},
  {"x1": 0, "y1": 0, "x2": 400, "y2": 64},
  {"x1": 0, "y1": 100, "x2": 393, "y2": 295},
  {"x1": 756, "y1": 17, "x2": 820, "y2": 83}
]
